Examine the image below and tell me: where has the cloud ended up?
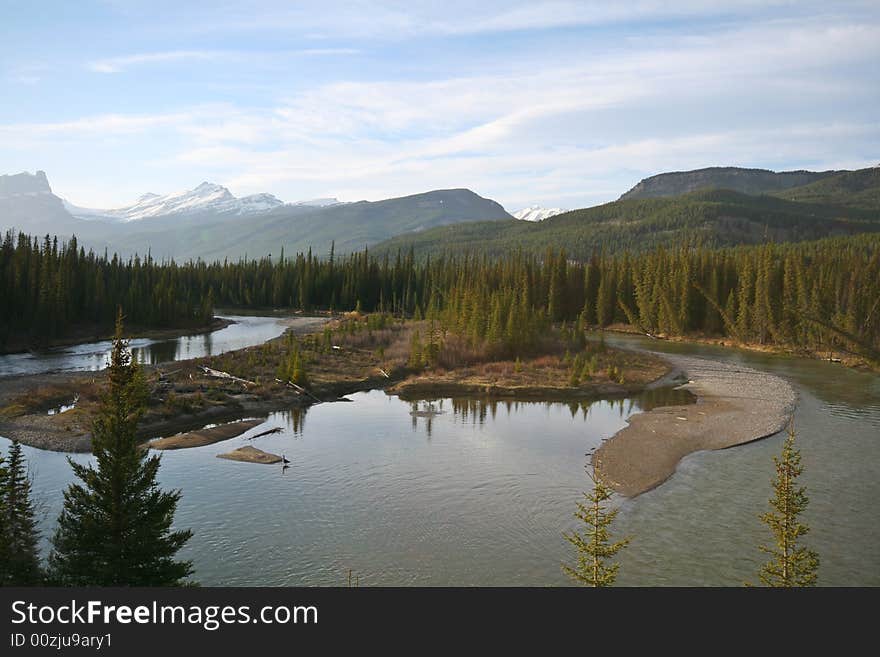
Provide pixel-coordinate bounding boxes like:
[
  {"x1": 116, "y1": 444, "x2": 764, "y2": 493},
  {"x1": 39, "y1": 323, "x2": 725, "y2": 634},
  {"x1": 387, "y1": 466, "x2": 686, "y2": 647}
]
[
  {"x1": 87, "y1": 47, "x2": 360, "y2": 73},
  {"x1": 182, "y1": 0, "x2": 843, "y2": 39},
  {"x1": 4, "y1": 8, "x2": 879, "y2": 208},
  {"x1": 88, "y1": 50, "x2": 221, "y2": 73}
]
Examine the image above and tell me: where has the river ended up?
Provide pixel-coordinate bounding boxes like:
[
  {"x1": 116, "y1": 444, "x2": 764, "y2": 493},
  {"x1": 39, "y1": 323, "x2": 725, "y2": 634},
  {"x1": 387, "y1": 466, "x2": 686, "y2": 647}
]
[
  {"x1": 1, "y1": 330, "x2": 877, "y2": 586},
  {"x1": 0, "y1": 314, "x2": 300, "y2": 377}
]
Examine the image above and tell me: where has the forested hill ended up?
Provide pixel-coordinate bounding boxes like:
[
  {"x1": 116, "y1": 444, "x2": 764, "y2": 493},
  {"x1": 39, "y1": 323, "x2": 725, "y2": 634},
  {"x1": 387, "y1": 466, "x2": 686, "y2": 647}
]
[
  {"x1": 618, "y1": 166, "x2": 840, "y2": 200},
  {"x1": 775, "y1": 167, "x2": 880, "y2": 210},
  {"x1": 371, "y1": 184, "x2": 880, "y2": 260}
]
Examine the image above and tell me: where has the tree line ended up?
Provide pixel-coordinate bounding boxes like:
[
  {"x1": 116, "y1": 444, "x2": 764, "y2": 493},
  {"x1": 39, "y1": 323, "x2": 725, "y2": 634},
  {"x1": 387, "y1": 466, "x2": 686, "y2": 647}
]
[
  {"x1": 0, "y1": 232, "x2": 213, "y2": 348},
  {"x1": 3, "y1": 230, "x2": 878, "y2": 362}
]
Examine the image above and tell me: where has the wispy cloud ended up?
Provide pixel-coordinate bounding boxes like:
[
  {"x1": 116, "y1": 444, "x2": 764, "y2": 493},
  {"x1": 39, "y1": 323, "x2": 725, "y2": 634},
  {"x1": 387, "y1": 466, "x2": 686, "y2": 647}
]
[
  {"x1": 87, "y1": 47, "x2": 360, "y2": 73},
  {"x1": 88, "y1": 50, "x2": 222, "y2": 73}
]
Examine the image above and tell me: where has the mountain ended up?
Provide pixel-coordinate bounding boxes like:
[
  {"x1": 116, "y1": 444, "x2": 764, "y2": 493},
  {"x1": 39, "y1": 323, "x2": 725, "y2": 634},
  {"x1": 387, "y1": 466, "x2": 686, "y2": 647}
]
[
  {"x1": 0, "y1": 171, "x2": 84, "y2": 236},
  {"x1": 512, "y1": 206, "x2": 567, "y2": 222},
  {"x1": 373, "y1": 176, "x2": 880, "y2": 260},
  {"x1": 100, "y1": 188, "x2": 513, "y2": 261},
  {"x1": 0, "y1": 170, "x2": 53, "y2": 198},
  {"x1": 0, "y1": 173, "x2": 512, "y2": 261},
  {"x1": 66, "y1": 182, "x2": 285, "y2": 222},
  {"x1": 619, "y1": 166, "x2": 841, "y2": 200},
  {"x1": 775, "y1": 167, "x2": 880, "y2": 210}
]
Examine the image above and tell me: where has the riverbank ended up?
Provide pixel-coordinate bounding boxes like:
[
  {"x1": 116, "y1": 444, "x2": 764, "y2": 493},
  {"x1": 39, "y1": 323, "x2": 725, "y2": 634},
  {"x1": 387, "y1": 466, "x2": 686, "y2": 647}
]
[{"x1": 593, "y1": 353, "x2": 797, "y2": 497}]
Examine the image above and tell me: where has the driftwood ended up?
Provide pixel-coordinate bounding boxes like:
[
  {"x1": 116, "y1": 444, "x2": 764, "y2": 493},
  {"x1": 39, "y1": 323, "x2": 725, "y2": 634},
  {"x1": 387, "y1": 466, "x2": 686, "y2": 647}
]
[
  {"x1": 249, "y1": 427, "x2": 284, "y2": 440},
  {"x1": 200, "y1": 366, "x2": 255, "y2": 386},
  {"x1": 378, "y1": 368, "x2": 390, "y2": 378},
  {"x1": 274, "y1": 378, "x2": 322, "y2": 403}
]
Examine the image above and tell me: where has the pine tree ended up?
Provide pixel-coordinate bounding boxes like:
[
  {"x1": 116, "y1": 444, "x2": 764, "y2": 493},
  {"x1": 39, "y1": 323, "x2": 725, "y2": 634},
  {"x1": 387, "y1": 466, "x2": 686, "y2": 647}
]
[
  {"x1": 756, "y1": 423, "x2": 819, "y2": 587},
  {"x1": 562, "y1": 469, "x2": 629, "y2": 586},
  {"x1": 48, "y1": 311, "x2": 194, "y2": 586},
  {"x1": 0, "y1": 440, "x2": 43, "y2": 585}
]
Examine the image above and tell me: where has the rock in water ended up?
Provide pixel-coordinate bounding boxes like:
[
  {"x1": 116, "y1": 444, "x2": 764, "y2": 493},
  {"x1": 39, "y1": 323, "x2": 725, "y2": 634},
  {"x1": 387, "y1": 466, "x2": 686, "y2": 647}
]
[{"x1": 217, "y1": 445, "x2": 283, "y2": 464}]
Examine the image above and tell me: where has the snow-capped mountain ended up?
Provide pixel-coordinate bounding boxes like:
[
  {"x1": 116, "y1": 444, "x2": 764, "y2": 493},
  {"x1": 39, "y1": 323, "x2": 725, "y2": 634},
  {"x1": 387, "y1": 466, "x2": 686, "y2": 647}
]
[
  {"x1": 512, "y1": 205, "x2": 567, "y2": 222},
  {"x1": 66, "y1": 182, "x2": 285, "y2": 222}
]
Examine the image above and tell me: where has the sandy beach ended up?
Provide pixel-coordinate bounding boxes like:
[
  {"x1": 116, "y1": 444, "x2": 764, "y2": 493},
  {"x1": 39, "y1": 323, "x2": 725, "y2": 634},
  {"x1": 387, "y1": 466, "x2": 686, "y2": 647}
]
[{"x1": 594, "y1": 353, "x2": 797, "y2": 497}]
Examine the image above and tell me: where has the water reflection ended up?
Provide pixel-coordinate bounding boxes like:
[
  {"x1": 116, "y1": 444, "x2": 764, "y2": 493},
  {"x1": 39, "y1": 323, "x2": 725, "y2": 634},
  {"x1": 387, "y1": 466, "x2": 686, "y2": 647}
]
[
  {"x1": 0, "y1": 315, "x2": 292, "y2": 377},
  {"x1": 277, "y1": 407, "x2": 308, "y2": 437},
  {"x1": 406, "y1": 387, "x2": 695, "y2": 431}
]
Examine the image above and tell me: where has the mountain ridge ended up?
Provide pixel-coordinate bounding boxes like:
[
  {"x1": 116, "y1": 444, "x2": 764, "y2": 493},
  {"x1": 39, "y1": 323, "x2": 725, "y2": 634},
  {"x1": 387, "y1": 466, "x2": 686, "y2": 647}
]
[
  {"x1": 372, "y1": 168, "x2": 880, "y2": 260},
  {"x1": 619, "y1": 166, "x2": 841, "y2": 200}
]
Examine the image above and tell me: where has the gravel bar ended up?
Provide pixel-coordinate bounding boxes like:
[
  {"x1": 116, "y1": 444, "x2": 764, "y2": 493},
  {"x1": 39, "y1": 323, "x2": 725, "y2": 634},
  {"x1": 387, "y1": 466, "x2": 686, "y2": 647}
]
[{"x1": 594, "y1": 353, "x2": 797, "y2": 497}]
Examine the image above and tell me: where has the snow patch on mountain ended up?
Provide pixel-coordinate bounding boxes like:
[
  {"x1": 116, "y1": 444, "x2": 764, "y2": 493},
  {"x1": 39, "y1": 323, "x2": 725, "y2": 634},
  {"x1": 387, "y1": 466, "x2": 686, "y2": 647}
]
[
  {"x1": 64, "y1": 183, "x2": 350, "y2": 222},
  {"x1": 67, "y1": 182, "x2": 286, "y2": 222},
  {"x1": 511, "y1": 205, "x2": 567, "y2": 222}
]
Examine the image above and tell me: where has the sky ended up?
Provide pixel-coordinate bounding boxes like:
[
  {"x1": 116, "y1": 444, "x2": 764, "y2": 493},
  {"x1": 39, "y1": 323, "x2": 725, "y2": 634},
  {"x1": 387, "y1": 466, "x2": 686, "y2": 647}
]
[{"x1": 1, "y1": 1, "x2": 879, "y2": 211}]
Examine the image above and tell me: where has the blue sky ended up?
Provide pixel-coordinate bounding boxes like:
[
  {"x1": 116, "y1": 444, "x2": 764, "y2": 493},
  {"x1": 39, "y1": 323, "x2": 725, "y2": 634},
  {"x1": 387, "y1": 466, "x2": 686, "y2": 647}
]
[{"x1": 2, "y1": 1, "x2": 879, "y2": 210}]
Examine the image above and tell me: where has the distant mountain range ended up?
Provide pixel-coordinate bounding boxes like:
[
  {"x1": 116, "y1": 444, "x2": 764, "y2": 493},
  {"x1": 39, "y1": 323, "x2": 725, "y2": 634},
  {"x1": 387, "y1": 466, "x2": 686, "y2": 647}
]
[
  {"x1": 512, "y1": 206, "x2": 568, "y2": 222},
  {"x1": 2, "y1": 165, "x2": 878, "y2": 262},
  {"x1": 0, "y1": 172, "x2": 512, "y2": 260},
  {"x1": 64, "y1": 183, "x2": 285, "y2": 222}
]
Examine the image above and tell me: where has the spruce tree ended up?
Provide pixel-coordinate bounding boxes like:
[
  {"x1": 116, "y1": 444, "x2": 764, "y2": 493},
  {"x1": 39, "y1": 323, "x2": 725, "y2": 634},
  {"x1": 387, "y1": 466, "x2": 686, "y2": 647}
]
[
  {"x1": 757, "y1": 423, "x2": 819, "y2": 587},
  {"x1": 0, "y1": 440, "x2": 43, "y2": 585},
  {"x1": 562, "y1": 469, "x2": 629, "y2": 586},
  {"x1": 48, "y1": 312, "x2": 193, "y2": 586}
]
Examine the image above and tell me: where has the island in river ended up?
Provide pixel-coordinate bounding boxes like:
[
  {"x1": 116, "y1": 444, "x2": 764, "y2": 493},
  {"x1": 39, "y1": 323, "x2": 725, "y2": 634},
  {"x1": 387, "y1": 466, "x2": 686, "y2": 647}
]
[{"x1": 0, "y1": 311, "x2": 797, "y2": 497}]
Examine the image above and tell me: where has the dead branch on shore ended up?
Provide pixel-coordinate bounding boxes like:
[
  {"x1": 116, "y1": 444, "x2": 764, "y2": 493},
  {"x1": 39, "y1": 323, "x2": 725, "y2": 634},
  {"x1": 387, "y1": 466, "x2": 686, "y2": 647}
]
[
  {"x1": 274, "y1": 378, "x2": 322, "y2": 403},
  {"x1": 200, "y1": 366, "x2": 255, "y2": 386}
]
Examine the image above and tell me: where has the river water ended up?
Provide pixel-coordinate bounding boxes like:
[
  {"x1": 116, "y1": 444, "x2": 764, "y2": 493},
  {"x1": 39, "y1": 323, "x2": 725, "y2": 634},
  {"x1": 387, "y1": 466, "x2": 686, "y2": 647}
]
[
  {"x1": 602, "y1": 333, "x2": 880, "y2": 586},
  {"x1": 0, "y1": 314, "x2": 294, "y2": 377},
  {"x1": 1, "y1": 330, "x2": 877, "y2": 586}
]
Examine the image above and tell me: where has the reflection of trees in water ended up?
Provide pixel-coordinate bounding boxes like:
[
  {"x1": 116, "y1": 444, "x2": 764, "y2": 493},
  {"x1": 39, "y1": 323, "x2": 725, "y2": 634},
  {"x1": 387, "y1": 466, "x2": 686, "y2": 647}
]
[
  {"x1": 406, "y1": 393, "x2": 688, "y2": 434},
  {"x1": 132, "y1": 340, "x2": 180, "y2": 366},
  {"x1": 445, "y1": 396, "x2": 644, "y2": 425},
  {"x1": 409, "y1": 399, "x2": 445, "y2": 437},
  {"x1": 278, "y1": 407, "x2": 308, "y2": 437}
]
